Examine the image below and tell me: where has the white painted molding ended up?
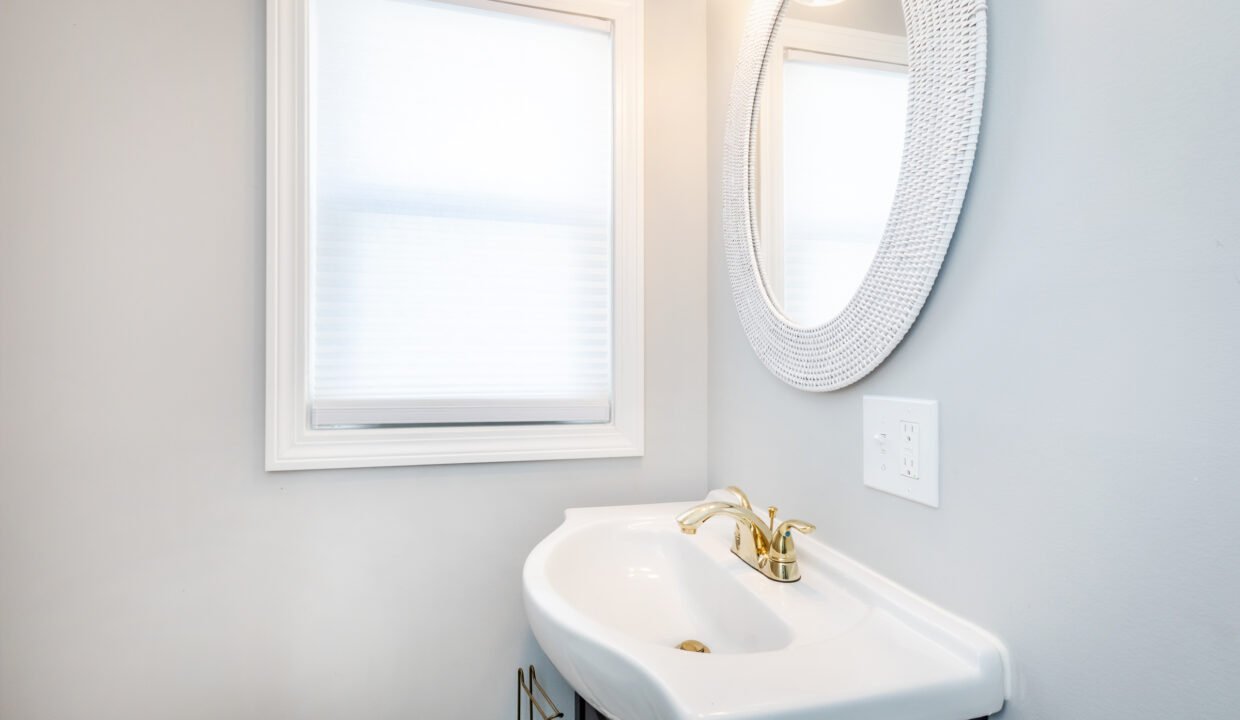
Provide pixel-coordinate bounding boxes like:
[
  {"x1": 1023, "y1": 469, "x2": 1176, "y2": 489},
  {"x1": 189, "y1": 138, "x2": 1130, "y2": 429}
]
[
  {"x1": 266, "y1": 0, "x2": 644, "y2": 470},
  {"x1": 726, "y1": 0, "x2": 988, "y2": 391}
]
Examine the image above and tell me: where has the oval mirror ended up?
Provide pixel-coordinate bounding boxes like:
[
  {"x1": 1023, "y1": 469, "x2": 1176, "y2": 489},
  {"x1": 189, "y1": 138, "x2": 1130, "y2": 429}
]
[{"x1": 724, "y1": 0, "x2": 987, "y2": 390}]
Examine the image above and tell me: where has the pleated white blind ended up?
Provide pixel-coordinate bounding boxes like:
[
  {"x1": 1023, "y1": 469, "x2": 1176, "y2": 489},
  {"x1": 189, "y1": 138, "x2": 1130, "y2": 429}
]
[
  {"x1": 310, "y1": 0, "x2": 614, "y2": 428},
  {"x1": 781, "y1": 54, "x2": 907, "y2": 326}
]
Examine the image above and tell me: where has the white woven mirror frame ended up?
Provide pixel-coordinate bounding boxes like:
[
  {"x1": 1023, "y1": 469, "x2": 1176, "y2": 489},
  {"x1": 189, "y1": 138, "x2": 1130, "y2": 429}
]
[{"x1": 724, "y1": 0, "x2": 987, "y2": 391}]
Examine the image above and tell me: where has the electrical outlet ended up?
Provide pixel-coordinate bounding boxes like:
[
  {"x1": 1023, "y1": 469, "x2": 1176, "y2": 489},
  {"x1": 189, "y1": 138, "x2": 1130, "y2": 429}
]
[
  {"x1": 863, "y1": 397, "x2": 939, "y2": 508},
  {"x1": 899, "y1": 420, "x2": 920, "y2": 479}
]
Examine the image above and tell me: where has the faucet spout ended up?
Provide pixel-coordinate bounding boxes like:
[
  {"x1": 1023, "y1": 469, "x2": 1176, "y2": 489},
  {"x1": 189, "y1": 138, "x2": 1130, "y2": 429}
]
[{"x1": 675, "y1": 501, "x2": 772, "y2": 556}]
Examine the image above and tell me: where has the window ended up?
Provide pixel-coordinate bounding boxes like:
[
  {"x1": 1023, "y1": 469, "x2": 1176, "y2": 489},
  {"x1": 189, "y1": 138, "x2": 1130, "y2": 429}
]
[
  {"x1": 758, "y1": 20, "x2": 908, "y2": 326},
  {"x1": 268, "y1": 0, "x2": 644, "y2": 470}
]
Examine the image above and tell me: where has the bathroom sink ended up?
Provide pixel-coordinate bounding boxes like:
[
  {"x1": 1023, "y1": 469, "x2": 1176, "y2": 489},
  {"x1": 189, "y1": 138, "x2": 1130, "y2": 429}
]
[{"x1": 523, "y1": 501, "x2": 1008, "y2": 720}]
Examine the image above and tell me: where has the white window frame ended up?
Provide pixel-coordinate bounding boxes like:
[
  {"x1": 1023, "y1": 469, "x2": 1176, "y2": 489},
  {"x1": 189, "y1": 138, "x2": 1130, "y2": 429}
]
[
  {"x1": 757, "y1": 20, "x2": 907, "y2": 305},
  {"x1": 266, "y1": 0, "x2": 644, "y2": 471}
]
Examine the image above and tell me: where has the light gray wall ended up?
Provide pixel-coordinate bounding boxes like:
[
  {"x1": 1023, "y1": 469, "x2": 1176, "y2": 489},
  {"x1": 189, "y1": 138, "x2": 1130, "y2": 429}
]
[
  {"x1": 6, "y1": 0, "x2": 1240, "y2": 717},
  {"x1": 709, "y1": 0, "x2": 1240, "y2": 718},
  {"x1": 0, "y1": 1, "x2": 707, "y2": 718}
]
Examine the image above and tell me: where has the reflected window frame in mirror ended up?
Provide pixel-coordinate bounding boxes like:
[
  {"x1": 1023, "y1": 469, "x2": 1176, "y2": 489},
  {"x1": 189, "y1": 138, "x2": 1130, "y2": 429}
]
[{"x1": 757, "y1": 20, "x2": 909, "y2": 327}]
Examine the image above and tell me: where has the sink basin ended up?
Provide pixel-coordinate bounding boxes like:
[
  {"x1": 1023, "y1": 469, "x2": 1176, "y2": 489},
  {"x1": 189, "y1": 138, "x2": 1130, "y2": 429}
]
[{"x1": 523, "y1": 501, "x2": 1008, "y2": 720}]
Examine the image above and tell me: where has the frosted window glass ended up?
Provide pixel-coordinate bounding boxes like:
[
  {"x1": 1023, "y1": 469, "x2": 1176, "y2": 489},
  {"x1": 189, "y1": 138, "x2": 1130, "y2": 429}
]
[
  {"x1": 782, "y1": 57, "x2": 907, "y2": 326},
  {"x1": 310, "y1": 0, "x2": 613, "y2": 426}
]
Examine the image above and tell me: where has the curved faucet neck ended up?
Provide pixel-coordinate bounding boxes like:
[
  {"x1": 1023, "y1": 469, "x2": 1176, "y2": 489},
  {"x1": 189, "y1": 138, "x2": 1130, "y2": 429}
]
[{"x1": 676, "y1": 502, "x2": 772, "y2": 554}]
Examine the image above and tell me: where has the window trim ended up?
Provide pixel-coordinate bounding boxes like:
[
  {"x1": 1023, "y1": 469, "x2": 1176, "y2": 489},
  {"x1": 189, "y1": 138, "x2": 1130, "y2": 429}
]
[
  {"x1": 266, "y1": 0, "x2": 644, "y2": 470},
  {"x1": 757, "y1": 20, "x2": 908, "y2": 305}
]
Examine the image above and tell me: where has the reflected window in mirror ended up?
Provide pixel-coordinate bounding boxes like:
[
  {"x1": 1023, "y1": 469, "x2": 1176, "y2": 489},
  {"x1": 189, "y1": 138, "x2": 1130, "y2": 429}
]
[{"x1": 758, "y1": 19, "x2": 908, "y2": 327}]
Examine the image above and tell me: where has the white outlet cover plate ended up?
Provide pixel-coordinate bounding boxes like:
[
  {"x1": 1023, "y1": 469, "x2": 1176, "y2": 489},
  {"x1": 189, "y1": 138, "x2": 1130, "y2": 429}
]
[{"x1": 863, "y1": 396, "x2": 940, "y2": 508}]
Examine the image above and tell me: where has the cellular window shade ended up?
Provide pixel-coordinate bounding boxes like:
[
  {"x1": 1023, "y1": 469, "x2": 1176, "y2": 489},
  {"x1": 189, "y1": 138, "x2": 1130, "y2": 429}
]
[
  {"x1": 310, "y1": 0, "x2": 615, "y2": 428},
  {"x1": 781, "y1": 55, "x2": 907, "y2": 326}
]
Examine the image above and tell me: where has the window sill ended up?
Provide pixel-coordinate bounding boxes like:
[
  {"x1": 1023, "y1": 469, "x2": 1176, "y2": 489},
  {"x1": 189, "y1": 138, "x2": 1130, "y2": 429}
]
[{"x1": 264, "y1": 421, "x2": 643, "y2": 471}]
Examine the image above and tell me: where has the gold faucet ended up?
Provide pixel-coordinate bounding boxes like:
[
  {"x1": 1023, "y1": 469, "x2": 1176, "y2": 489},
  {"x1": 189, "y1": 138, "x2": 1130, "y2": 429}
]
[{"x1": 675, "y1": 487, "x2": 816, "y2": 583}]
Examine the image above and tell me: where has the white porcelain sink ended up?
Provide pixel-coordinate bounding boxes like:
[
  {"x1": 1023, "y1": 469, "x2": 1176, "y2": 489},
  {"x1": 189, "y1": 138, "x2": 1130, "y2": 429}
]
[{"x1": 523, "y1": 500, "x2": 1008, "y2": 720}]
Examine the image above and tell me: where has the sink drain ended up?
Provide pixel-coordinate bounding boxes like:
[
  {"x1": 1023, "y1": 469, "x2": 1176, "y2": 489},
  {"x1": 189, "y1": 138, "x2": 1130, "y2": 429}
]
[{"x1": 675, "y1": 639, "x2": 711, "y2": 653}]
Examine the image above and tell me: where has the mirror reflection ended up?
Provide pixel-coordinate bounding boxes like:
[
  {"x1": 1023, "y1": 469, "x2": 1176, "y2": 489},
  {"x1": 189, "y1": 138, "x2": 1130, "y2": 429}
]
[{"x1": 757, "y1": 0, "x2": 908, "y2": 326}]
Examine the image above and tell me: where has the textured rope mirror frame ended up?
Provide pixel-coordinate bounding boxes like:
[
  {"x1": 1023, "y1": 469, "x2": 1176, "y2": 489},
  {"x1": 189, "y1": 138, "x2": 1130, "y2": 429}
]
[{"x1": 724, "y1": 0, "x2": 987, "y2": 390}]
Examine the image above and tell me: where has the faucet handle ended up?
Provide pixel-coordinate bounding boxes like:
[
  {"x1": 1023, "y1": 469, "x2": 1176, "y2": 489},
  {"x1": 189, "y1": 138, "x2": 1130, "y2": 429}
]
[
  {"x1": 775, "y1": 519, "x2": 815, "y2": 536},
  {"x1": 769, "y1": 519, "x2": 815, "y2": 563}
]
